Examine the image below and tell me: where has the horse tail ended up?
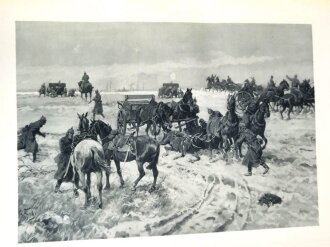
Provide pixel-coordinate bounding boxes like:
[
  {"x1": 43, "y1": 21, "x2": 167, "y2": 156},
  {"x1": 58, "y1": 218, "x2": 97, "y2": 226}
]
[{"x1": 91, "y1": 147, "x2": 111, "y2": 174}]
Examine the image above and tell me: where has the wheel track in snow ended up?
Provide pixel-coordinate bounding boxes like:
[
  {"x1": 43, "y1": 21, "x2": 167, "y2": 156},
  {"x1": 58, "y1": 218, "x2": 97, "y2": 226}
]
[{"x1": 148, "y1": 169, "x2": 252, "y2": 235}]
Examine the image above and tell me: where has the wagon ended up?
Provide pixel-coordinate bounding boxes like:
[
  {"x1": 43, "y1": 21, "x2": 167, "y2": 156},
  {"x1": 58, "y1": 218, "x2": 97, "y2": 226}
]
[
  {"x1": 158, "y1": 82, "x2": 183, "y2": 98},
  {"x1": 117, "y1": 94, "x2": 156, "y2": 134},
  {"x1": 48, "y1": 82, "x2": 67, "y2": 97}
]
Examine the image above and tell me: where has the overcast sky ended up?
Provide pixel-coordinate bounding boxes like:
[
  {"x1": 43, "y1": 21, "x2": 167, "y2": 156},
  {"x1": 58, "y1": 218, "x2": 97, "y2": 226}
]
[{"x1": 16, "y1": 22, "x2": 313, "y2": 91}]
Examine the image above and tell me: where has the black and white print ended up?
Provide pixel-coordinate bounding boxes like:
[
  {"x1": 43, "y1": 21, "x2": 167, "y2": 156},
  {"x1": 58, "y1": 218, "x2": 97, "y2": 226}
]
[{"x1": 16, "y1": 22, "x2": 317, "y2": 243}]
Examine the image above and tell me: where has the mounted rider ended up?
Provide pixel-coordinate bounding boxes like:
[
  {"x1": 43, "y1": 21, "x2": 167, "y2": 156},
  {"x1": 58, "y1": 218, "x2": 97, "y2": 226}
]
[
  {"x1": 17, "y1": 116, "x2": 47, "y2": 162},
  {"x1": 267, "y1": 75, "x2": 276, "y2": 91},
  {"x1": 235, "y1": 122, "x2": 270, "y2": 176},
  {"x1": 286, "y1": 74, "x2": 303, "y2": 101}
]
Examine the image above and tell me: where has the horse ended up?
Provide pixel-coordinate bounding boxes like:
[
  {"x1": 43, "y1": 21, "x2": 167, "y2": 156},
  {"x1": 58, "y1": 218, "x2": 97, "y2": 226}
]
[
  {"x1": 258, "y1": 80, "x2": 289, "y2": 111},
  {"x1": 68, "y1": 89, "x2": 76, "y2": 97},
  {"x1": 78, "y1": 81, "x2": 93, "y2": 101},
  {"x1": 219, "y1": 94, "x2": 240, "y2": 155},
  {"x1": 90, "y1": 121, "x2": 160, "y2": 192},
  {"x1": 39, "y1": 85, "x2": 47, "y2": 97},
  {"x1": 159, "y1": 130, "x2": 201, "y2": 162},
  {"x1": 277, "y1": 88, "x2": 305, "y2": 120},
  {"x1": 136, "y1": 101, "x2": 173, "y2": 137},
  {"x1": 75, "y1": 113, "x2": 111, "y2": 190},
  {"x1": 239, "y1": 101, "x2": 270, "y2": 154},
  {"x1": 300, "y1": 80, "x2": 315, "y2": 110},
  {"x1": 167, "y1": 88, "x2": 197, "y2": 131},
  {"x1": 69, "y1": 139, "x2": 111, "y2": 208}
]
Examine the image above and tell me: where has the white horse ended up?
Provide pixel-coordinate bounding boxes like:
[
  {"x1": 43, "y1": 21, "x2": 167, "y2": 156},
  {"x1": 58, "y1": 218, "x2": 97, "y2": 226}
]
[{"x1": 68, "y1": 139, "x2": 110, "y2": 208}]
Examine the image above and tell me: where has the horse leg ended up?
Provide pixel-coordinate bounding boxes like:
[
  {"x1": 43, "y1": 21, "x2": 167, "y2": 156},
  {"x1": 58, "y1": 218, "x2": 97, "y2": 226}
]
[
  {"x1": 104, "y1": 159, "x2": 111, "y2": 190},
  {"x1": 77, "y1": 170, "x2": 88, "y2": 206},
  {"x1": 162, "y1": 146, "x2": 171, "y2": 157},
  {"x1": 280, "y1": 104, "x2": 286, "y2": 120},
  {"x1": 96, "y1": 171, "x2": 103, "y2": 208},
  {"x1": 86, "y1": 172, "x2": 92, "y2": 203},
  {"x1": 261, "y1": 134, "x2": 268, "y2": 150},
  {"x1": 149, "y1": 166, "x2": 158, "y2": 192},
  {"x1": 115, "y1": 160, "x2": 124, "y2": 187},
  {"x1": 288, "y1": 104, "x2": 293, "y2": 120},
  {"x1": 132, "y1": 161, "x2": 145, "y2": 190},
  {"x1": 73, "y1": 173, "x2": 79, "y2": 197}
]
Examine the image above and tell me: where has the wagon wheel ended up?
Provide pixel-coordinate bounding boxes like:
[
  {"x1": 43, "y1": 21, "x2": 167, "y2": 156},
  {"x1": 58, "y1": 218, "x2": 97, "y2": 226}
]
[
  {"x1": 117, "y1": 110, "x2": 127, "y2": 134},
  {"x1": 235, "y1": 91, "x2": 253, "y2": 111}
]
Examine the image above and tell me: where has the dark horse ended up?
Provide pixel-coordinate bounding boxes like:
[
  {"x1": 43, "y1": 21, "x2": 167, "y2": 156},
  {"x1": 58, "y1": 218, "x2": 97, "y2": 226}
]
[
  {"x1": 136, "y1": 101, "x2": 173, "y2": 137},
  {"x1": 206, "y1": 95, "x2": 240, "y2": 159},
  {"x1": 258, "y1": 80, "x2": 290, "y2": 111},
  {"x1": 90, "y1": 120, "x2": 160, "y2": 192},
  {"x1": 277, "y1": 89, "x2": 304, "y2": 120},
  {"x1": 238, "y1": 101, "x2": 270, "y2": 156},
  {"x1": 220, "y1": 94, "x2": 240, "y2": 153},
  {"x1": 167, "y1": 88, "x2": 199, "y2": 132},
  {"x1": 78, "y1": 81, "x2": 93, "y2": 101}
]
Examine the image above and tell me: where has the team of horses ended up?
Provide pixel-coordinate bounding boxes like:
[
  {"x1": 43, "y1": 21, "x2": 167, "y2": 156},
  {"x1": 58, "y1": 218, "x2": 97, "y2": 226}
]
[{"x1": 63, "y1": 80, "x2": 314, "y2": 208}]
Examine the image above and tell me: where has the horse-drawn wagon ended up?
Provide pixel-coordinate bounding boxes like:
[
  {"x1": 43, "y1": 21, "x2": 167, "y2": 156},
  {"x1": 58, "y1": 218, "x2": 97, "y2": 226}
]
[
  {"x1": 117, "y1": 94, "x2": 156, "y2": 134},
  {"x1": 158, "y1": 82, "x2": 184, "y2": 98},
  {"x1": 47, "y1": 82, "x2": 67, "y2": 97}
]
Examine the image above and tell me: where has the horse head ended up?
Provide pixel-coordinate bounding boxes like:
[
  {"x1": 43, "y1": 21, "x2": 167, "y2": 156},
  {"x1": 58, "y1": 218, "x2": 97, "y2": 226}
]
[
  {"x1": 77, "y1": 112, "x2": 89, "y2": 133},
  {"x1": 259, "y1": 101, "x2": 270, "y2": 118},
  {"x1": 227, "y1": 94, "x2": 236, "y2": 111},
  {"x1": 183, "y1": 88, "x2": 193, "y2": 104},
  {"x1": 279, "y1": 80, "x2": 290, "y2": 91}
]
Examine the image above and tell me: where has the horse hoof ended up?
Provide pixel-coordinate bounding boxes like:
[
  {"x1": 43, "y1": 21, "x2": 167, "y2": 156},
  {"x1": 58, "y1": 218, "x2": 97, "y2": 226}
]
[{"x1": 148, "y1": 186, "x2": 156, "y2": 193}]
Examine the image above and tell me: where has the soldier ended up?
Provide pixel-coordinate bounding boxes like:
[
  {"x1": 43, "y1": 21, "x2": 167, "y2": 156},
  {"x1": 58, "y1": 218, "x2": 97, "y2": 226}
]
[
  {"x1": 17, "y1": 116, "x2": 47, "y2": 162},
  {"x1": 82, "y1": 71, "x2": 90, "y2": 83},
  {"x1": 267, "y1": 75, "x2": 276, "y2": 90},
  {"x1": 286, "y1": 74, "x2": 300, "y2": 88},
  {"x1": 54, "y1": 127, "x2": 79, "y2": 196},
  {"x1": 286, "y1": 74, "x2": 303, "y2": 100},
  {"x1": 235, "y1": 122, "x2": 269, "y2": 176},
  {"x1": 227, "y1": 76, "x2": 233, "y2": 84},
  {"x1": 90, "y1": 90, "x2": 105, "y2": 120}
]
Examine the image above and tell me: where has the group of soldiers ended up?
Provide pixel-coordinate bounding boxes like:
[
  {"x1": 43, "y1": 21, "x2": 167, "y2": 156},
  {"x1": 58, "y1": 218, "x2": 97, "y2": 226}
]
[{"x1": 18, "y1": 72, "x2": 312, "y2": 191}]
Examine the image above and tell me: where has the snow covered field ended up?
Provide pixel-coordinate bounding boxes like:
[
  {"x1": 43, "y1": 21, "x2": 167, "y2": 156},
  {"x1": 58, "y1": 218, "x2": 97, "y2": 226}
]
[{"x1": 17, "y1": 90, "x2": 318, "y2": 243}]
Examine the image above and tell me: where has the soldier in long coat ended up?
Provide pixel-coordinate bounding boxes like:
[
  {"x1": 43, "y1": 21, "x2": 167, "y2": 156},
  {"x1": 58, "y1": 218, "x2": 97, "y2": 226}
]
[
  {"x1": 235, "y1": 122, "x2": 269, "y2": 176},
  {"x1": 54, "y1": 127, "x2": 78, "y2": 195},
  {"x1": 91, "y1": 89, "x2": 104, "y2": 120},
  {"x1": 17, "y1": 116, "x2": 47, "y2": 162}
]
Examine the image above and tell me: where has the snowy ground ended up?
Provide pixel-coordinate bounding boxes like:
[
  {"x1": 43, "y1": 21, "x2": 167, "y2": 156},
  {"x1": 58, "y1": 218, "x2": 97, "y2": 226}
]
[{"x1": 17, "y1": 90, "x2": 318, "y2": 243}]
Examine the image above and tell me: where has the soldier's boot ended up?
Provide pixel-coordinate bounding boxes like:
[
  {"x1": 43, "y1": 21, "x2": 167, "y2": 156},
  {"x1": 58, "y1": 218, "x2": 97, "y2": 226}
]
[
  {"x1": 261, "y1": 163, "x2": 270, "y2": 175},
  {"x1": 244, "y1": 171, "x2": 252, "y2": 176},
  {"x1": 245, "y1": 164, "x2": 252, "y2": 176}
]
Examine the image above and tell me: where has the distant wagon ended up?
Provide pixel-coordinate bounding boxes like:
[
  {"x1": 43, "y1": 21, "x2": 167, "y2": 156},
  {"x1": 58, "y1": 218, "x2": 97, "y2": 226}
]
[
  {"x1": 47, "y1": 82, "x2": 67, "y2": 97},
  {"x1": 117, "y1": 94, "x2": 155, "y2": 134},
  {"x1": 158, "y1": 82, "x2": 184, "y2": 98}
]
